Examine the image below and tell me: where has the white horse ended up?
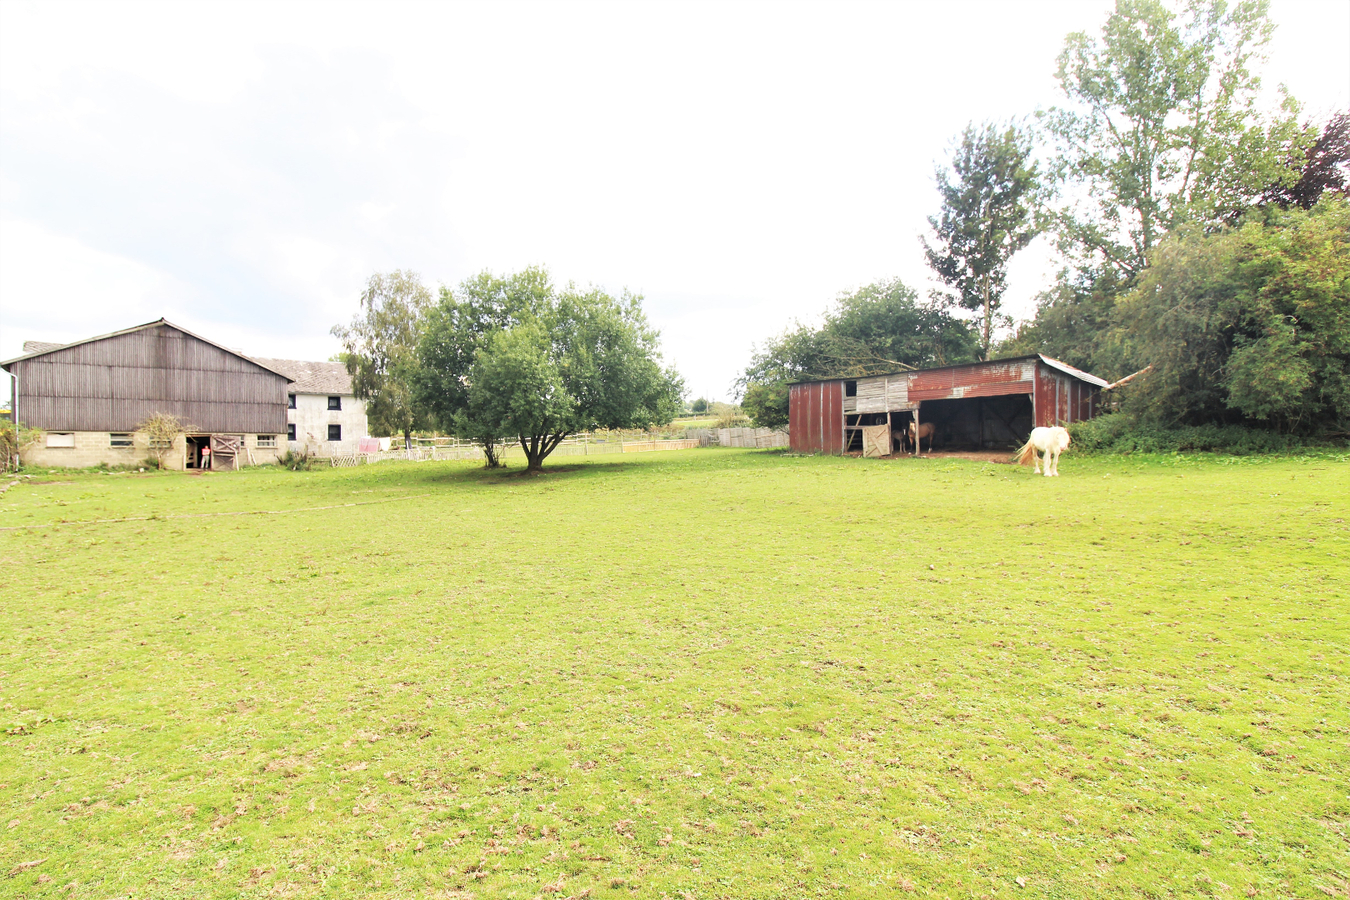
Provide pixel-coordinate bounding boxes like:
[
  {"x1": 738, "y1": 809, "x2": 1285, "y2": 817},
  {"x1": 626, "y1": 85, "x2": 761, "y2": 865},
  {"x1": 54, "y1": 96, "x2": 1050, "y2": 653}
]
[{"x1": 1014, "y1": 426, "x2": 1071, "y2": 476}]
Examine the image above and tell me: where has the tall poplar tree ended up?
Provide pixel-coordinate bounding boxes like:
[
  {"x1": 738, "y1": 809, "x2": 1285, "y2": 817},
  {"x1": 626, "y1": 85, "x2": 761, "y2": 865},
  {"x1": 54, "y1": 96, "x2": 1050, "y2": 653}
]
[
  {"x1": 1044, "y1": 0, "x2": 1303, "y2": 279},
  {"x1": 923, "y1": 122, "x2": 1042, "y2": 360},
  {"x1": 331, "y1": 270, "x2": 432, "y2": 449}
]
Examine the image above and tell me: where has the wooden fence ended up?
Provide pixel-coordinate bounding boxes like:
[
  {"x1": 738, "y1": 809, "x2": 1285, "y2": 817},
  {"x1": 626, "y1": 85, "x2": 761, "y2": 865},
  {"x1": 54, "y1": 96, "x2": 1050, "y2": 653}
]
[{"x1": 329, "y1": 436, "x2": 702, "y2": 468}]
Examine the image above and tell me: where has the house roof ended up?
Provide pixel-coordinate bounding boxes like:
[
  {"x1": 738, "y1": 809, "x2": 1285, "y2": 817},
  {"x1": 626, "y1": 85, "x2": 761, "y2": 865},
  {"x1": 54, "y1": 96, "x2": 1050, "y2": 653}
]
[
  {"x1": 1, "y1": 318, "x2": 295, "y2": 381},
  {"x1": 250, "y1": 358, "x2": 353, "y2": 394}
]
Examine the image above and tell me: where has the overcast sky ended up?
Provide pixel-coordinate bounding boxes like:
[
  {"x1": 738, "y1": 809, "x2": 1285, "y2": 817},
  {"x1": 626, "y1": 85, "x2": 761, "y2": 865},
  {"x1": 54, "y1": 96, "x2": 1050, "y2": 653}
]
[{"x1": 2, "y1": 0, "x2": 1346, "y2": 404}]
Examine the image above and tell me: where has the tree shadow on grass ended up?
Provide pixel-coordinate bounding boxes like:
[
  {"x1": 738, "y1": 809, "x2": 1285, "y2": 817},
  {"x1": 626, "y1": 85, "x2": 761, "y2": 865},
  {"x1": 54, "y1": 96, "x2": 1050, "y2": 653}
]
[{"x1": 414, "y1": 458, "x2": 636, "y2": 487}]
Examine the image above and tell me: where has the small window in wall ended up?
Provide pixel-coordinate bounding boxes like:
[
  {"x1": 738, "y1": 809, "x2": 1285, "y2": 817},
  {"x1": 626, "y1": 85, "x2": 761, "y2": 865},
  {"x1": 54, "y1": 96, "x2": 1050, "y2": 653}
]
[
  {"x1": 47, "y1": 432, "x2": 75, "y2": 448},
  {"x1": 110, "y1": 433, "x2": 134, "y2": 448},
  {"x1": 288, "y1": 394, "x2": 296, "y2": 409},
  {"x1": 287, "y1": 424, "x2": 297, "y2": 441},
  {"x1": 845, "y1": 380, "x2": 858, "y2": 397},
  {"x1": 328, "y1": 396, "x2": 342, "y2": 410},
  {"x1": 257, "y1": 435, "x2": 277, "y2": 448},
  {"x1": 328, "y1": 424, "x2": 342, "y2": 441}
]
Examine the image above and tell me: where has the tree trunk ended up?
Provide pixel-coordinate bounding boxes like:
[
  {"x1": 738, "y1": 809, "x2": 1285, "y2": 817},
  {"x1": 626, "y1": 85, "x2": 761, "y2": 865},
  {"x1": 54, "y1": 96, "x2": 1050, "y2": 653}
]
[{"x1": 982, "y1": 276, "x2": 992, "y2": 361}]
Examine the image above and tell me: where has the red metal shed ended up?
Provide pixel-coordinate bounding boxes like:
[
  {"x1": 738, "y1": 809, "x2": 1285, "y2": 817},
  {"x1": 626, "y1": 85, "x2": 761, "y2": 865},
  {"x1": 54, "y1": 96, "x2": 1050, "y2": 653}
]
[{"x1": 788, "y1": 355, "x2": 1108, "y2": 455}]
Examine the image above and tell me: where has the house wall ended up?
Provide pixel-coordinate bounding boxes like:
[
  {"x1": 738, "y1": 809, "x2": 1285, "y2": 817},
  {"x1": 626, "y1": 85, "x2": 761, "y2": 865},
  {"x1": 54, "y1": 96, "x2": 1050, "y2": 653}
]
[
  {"x1": 287, "y1": 393, "x2": 368, "y2": 455},
  {"x1": 10, "y1": 324, "x2": 289, "y2": 434},
  {"x1": 20, "y1": 431, "x2": 285, "y2": 470}
]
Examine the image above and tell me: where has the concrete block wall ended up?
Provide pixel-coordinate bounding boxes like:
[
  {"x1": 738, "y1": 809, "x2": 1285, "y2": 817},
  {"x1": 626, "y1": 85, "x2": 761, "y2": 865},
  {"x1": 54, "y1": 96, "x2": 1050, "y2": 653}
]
[{"x1": 20, "y1": 432, "x2": 285, "y2": 470}]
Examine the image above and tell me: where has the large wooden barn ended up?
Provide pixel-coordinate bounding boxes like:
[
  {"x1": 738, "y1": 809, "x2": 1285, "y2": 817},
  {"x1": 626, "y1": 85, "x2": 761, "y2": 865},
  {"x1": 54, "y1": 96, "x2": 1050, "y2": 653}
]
[
  {"x1": 2, "y1": 319, "x2": 295, "y2": 470},
  {"x1": 788, "y1": 354, "x2": 1110, "y2": 456}
]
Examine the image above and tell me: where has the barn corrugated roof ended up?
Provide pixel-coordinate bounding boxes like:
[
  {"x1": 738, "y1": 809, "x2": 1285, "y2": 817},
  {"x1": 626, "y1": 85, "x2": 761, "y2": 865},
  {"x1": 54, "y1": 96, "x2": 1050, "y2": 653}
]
[
  {"x1": 250, "y1": 358, "x2": 353, "y2": 395},
  {"x1": 23, "y1": 340, "x2": 67, "y2": 354},
  {"x1": 789, "y1": 354, "x2": 1110, "y2": 387},
  {"x1": 1037, "y1": 354, "x2": 1110, "y2": 388}
]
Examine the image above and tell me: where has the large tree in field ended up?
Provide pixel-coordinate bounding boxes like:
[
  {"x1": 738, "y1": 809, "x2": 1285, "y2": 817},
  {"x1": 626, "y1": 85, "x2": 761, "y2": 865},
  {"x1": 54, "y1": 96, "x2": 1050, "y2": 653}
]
[
  {"x1": 417, "y1": 267, "x2": 685, "y2": 472},
  {"x1": 331, "y1": 271, "x2": 432, "y2": 449},
  {"x1": 736, "y1": 279, "x2": 979, "y2": 429},
  {"x1": 414, "y1": 268, "x2": 552, "y2": 467},
  {"x1": 1111, "y1": 198, "x2": 1350, "y2": 432},
  {"x1": 1045, "y1": 0, "x2": 1304, "y2": 280},
  {"x1": 924, "y1": 121, "x2": 1042, "y2": 359}
]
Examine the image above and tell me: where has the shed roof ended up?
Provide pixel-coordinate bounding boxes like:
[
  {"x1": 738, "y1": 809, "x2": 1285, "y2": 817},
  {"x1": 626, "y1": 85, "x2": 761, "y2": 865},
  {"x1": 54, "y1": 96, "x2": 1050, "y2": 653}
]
[
  {"x1": 251, "y1": 358, "x2": 353, "y2": 394},
  {"x1": 1, "y1": 318, "x2": 295, "y2": 381},
  {"x1": 789, "y1": 354, "x2": 1109, "y2": 388}
]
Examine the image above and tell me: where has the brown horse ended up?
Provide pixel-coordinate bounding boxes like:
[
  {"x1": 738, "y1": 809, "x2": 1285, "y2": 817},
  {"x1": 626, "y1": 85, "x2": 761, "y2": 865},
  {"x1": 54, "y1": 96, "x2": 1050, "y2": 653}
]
[{"x1": 894, "y1": 421, "x2": 935, "y2": 453}]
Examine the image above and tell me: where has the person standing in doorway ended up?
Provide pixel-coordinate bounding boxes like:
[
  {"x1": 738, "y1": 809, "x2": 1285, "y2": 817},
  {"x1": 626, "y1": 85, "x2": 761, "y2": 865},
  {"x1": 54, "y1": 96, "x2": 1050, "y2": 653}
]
[{"x1": 201, "y1": 443, "x2": 211, "y2": 470}]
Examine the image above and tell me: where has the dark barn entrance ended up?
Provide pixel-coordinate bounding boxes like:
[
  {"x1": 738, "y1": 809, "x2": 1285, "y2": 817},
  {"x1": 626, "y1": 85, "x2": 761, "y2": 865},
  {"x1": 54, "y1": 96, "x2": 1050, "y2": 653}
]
[{"x1": 919, "y1": 395, "x2": 1033, "y2": 451}]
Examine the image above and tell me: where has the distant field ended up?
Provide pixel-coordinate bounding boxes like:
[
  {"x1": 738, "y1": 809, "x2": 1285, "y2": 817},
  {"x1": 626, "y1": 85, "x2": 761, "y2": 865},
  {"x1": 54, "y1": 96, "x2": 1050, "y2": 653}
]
[{"x1": 1, "y1": 449, "x2": 1346, "y2": 899}]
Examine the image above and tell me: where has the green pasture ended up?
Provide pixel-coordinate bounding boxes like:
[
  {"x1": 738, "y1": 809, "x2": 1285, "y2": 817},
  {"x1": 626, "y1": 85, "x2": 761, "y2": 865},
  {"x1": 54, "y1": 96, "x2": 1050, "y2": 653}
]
[{"x1": 1, "y1": 449, "x2": 1346, "y2": 898}]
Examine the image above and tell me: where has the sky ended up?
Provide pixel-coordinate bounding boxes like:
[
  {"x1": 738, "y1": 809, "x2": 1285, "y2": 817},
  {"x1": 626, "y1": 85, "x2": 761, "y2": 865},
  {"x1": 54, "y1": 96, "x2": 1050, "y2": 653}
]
[{"x1": 1, "y1": 0, "x2": 1347, "y2": 405}]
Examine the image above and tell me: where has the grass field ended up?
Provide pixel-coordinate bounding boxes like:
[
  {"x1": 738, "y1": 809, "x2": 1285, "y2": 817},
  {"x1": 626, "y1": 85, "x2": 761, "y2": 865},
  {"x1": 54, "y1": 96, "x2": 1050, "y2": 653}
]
[{"x1": 1, "y1": 449, "x2": 1347, "y2": 899}]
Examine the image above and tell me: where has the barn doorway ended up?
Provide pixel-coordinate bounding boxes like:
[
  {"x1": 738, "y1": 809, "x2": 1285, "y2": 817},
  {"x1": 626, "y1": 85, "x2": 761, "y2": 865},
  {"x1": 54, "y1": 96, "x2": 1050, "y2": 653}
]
[
  {"x1": 916, "y1": 395, "x2": 1033, "y2": 451},
  {"x1": 186, "y1": 435, "x2": 211, "y2": 469}
]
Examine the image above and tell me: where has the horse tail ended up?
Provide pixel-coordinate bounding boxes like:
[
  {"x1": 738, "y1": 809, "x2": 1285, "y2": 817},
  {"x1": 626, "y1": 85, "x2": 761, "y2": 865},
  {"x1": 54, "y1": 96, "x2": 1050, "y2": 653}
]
[{"x1": 1014, "y1": 437, "x2": 1036, "y2": 466}]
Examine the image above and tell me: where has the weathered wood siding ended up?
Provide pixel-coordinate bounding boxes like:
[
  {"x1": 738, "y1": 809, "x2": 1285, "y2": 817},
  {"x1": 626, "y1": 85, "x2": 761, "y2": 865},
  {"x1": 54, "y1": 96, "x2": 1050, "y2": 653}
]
[
  {"x1": 854, "y1": 374, "x2": 913, "y2": 413},
  {"x1": 13, "y1": 324, "x2": 289, "y2": 433}
]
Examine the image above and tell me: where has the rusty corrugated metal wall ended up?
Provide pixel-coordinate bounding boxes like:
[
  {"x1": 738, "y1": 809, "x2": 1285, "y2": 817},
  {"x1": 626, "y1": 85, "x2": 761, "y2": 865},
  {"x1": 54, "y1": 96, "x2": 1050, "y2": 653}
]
[
  {"x1": 788, "y1": 380, "x2": 843, "y2": 454},
  {"x1": 11, "y1": 324, "x2": 290, "y2": 433},
  {"x1": 1032, "y1": 362, "x2": 1098, "y2": 427}
]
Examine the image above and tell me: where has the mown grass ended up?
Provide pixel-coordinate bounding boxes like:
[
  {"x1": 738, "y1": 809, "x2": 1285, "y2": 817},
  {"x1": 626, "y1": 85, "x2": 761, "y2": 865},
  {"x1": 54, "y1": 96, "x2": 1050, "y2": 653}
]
[{"x1": 1, "y1": 449, "x2": 1346, "y2": 899}]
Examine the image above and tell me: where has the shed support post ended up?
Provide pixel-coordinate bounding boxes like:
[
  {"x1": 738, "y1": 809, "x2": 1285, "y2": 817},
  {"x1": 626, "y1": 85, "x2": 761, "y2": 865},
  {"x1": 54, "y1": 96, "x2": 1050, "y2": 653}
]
[{"x1": 913, "y1": 406, "x2": 920, "y2": 457}]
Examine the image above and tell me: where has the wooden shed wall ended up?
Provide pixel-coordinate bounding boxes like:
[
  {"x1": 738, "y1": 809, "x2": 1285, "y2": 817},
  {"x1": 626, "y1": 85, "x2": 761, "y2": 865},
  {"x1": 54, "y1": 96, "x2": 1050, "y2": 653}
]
[{"x1": 13, "y1": 325, "x2": 290, "y2": 433}]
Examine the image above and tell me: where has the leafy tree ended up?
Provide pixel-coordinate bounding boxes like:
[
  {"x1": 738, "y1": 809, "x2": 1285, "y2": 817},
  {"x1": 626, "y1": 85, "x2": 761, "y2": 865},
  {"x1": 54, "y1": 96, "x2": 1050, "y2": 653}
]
[
  {"x1": 690, "y1": 397, "x2": 709, "y2": 414},
  {"x1": 1261, "y1": 111, "x2": 1350, "y2": 211},
  {"x1": 418, "y1": 268, "x2": 685, "y2": 472},
  {"x1": 924, "y1": 122, "x2": 1043, "y2": 359},
  {"x1": 1111, "y1": 198, "x2": 1349, "y2": 432},
  {"x1": 997, "y1": 267, "x2": 1132, "y2": 378},
  {"x1": 414, "y1": 268, "x2": 553, "y2": 467},
  {"x1": 331, "y1": 271, "x2": 432, "y2": 449},
  {"x1": 737, "y1": 279, "x2": 979, "y2": 428},
  {"x1": 1044, "y1": 0, "x2": 1304, "y2": 280},
  {"x1": 740, "y1": 382, "x2": 789, "y2": 430}
]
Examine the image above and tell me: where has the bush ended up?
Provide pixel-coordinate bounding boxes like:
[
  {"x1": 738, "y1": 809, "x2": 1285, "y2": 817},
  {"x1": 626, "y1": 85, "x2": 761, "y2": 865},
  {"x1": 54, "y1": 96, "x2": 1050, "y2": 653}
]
[
  {"x1": 1068, "y1": 414, "x2": 1322, "y2": 454},
  {"x1": 0, "y1": 421, "x2": 43, "y2": 472},
  {"x1": 277, "y1": 448, "x2": 315, "y2": 471}
]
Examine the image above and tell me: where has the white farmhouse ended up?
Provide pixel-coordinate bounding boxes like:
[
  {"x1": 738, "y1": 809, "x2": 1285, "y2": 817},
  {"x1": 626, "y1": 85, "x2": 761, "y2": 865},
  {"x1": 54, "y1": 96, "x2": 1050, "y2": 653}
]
[{"x1": 251, "y1": 358, "x2": 369, "y2": 455}]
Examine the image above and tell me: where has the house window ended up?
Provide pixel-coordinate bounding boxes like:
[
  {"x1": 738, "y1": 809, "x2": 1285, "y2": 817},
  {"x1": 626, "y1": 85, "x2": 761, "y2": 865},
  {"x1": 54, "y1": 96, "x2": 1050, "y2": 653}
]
[
  {"x1": 46, "y1": 433, "x2": 75, "y2": 448},
  {"x1": 327, "y1": 396, "x2": 341, "y2": 410},
  {"x1": 328, "y1": 424, "x2": 342, "y2": 441},
  {"x1": 845, "y1": 380, "x2": 858, "y2": 397},
  {"x1": 288, "y1": 394, "x2": 296, "y2": 409},
  {"x1": 287, "y1": 424, "x2": 297, "y2": 441},
  {"x1": 257, "y1": 435, "x2": 277, "y2": 449},
  {"x1": 110, "y1": 433, "x2": 134, "y2": 448}
]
